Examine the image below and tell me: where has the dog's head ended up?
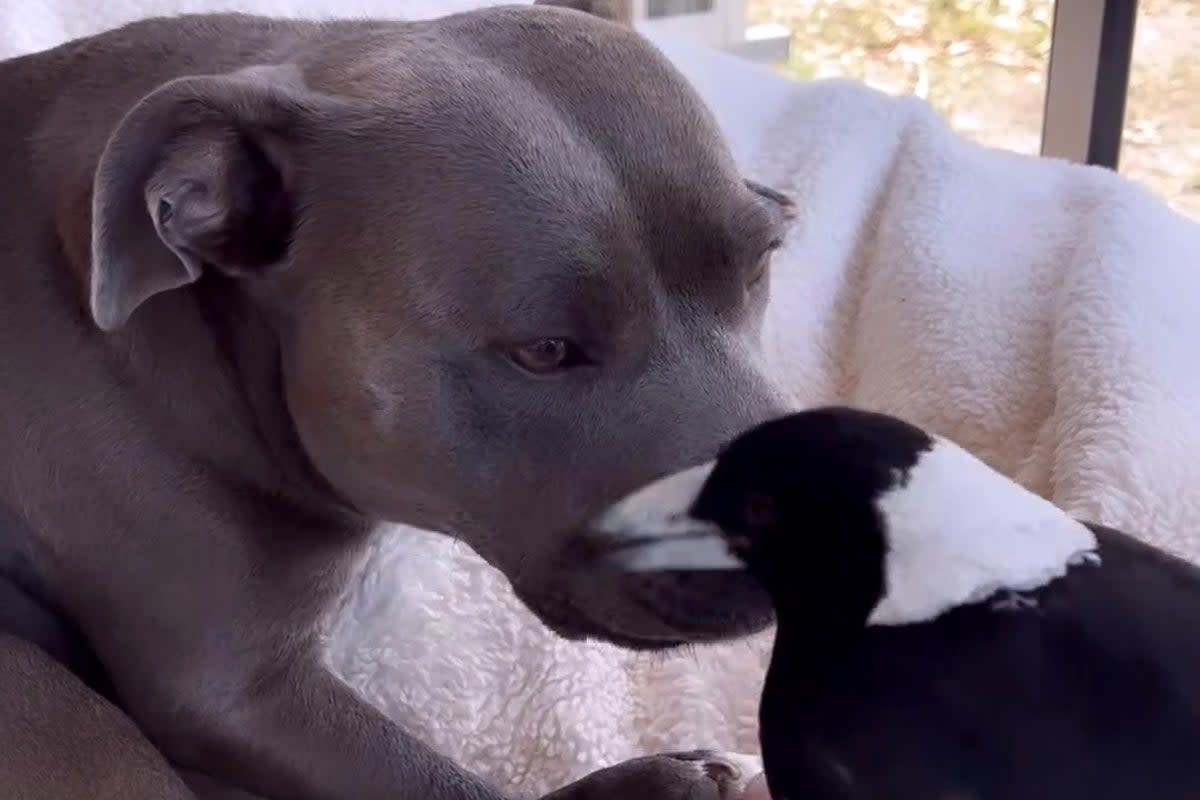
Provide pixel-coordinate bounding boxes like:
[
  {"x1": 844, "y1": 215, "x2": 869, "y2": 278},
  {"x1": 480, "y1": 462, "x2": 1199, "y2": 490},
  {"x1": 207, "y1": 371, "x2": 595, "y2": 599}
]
[{"x1": 88, "y1": 4, "x2": 793, "y2": 648}]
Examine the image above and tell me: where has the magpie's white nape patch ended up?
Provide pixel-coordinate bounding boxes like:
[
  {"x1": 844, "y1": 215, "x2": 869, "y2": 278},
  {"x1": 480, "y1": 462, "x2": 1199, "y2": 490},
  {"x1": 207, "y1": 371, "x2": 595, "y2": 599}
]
[
  {"x1": 867, "y1": 436, "x2": 1098, "y2": 626},
  {"x1": 591, "y1": 461, "x2": 745, "y2": 572}
]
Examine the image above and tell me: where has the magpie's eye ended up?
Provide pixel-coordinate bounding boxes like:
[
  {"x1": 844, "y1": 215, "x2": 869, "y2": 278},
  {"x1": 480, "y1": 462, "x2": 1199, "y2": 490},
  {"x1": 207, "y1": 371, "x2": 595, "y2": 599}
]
[
  {"x1": 508, "y1": 338, "x2": 590, "y2": 375},
  {"x1": 744, "y1": 492, "x2": 777, "y2": 527}
]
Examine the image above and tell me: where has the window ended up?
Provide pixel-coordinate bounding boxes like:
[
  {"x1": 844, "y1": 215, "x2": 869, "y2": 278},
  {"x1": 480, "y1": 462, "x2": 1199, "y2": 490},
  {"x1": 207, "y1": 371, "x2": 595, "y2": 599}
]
[
  {"x1": 1121, "y1": 1, "x2": 1200, "y2": 220},
  {"x1": 633, "y1": 0, "x2": 1199, "y2": 220},
  {"x1": 648, "y1": 0, "x2": 716, "y2": 17},
  {"x1": 638, "y1": 0, "x2": 1054, "y2": 155}
]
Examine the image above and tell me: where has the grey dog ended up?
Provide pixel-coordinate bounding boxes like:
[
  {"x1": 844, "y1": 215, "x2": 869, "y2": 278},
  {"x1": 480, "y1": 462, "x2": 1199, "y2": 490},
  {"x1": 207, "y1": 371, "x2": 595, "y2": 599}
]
[{"x1": 0, "y1": 2, "x2": 794, "y2": 798}]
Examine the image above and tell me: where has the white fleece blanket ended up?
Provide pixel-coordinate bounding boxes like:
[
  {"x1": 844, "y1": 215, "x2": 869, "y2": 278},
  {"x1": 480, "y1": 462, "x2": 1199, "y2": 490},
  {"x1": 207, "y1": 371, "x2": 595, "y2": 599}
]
[{"x1": 7, "y1": 3, "x2": 1200, "y2": 797}]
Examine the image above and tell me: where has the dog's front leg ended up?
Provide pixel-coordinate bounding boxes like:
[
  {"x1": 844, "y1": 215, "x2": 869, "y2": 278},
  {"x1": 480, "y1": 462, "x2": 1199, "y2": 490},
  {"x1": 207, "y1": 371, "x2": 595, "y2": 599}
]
[
  {"x1": 168, "y1": 653, "x2": 762, "y2": 800},
  {"x1": 178, "y1": 657, "x2": 761, "y2": 800},
  {"x1": 177, "y1": 654, "x2": 502, "y2": 800}
]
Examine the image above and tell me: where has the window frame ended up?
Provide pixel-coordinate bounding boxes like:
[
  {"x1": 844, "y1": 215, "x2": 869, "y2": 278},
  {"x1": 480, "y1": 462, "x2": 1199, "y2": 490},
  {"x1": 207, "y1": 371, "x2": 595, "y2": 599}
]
[{"x1": 1041, "y1": 0, "x2": 1139, "y2": 169}]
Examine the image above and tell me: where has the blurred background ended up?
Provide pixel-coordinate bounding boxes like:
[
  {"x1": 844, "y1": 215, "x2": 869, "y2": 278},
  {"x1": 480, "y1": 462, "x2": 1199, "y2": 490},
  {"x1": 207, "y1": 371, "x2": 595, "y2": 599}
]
[{"x1": 637, "y1": 0, "x2": 1198, "y2": 220}]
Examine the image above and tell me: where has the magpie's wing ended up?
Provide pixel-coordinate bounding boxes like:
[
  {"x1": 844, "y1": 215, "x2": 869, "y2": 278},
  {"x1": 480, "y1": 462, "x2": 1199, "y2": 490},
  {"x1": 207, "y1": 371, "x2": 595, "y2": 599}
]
[{"x1": 761, "y1": 526, "x2": 1200, "y2": 800}]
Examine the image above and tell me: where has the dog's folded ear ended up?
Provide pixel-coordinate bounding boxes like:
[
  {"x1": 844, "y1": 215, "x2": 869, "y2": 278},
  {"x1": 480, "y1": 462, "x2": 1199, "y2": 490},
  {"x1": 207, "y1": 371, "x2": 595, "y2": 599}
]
[
  {"x1": 90, "y1": 65, "x2": 329, "y2": 332},
  {"x1": 534, "y1": 0, "x2": 632, "y2": 25}
]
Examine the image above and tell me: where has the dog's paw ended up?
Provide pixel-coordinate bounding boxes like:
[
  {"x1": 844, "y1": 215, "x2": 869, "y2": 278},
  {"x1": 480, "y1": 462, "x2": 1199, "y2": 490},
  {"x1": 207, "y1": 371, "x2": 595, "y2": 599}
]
[
  {"x1": 662, "y1": 751, "x2": 764, "y2": 798},
  {"x1": 540, "y1": 750, "x2": 764, "y2": 800}
]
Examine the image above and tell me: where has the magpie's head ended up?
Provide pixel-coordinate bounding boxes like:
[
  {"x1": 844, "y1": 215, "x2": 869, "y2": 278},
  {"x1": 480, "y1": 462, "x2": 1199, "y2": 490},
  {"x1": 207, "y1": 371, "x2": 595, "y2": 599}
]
[{"x1": 585, "y1": 406, "x2": 1096, "y2": 629}]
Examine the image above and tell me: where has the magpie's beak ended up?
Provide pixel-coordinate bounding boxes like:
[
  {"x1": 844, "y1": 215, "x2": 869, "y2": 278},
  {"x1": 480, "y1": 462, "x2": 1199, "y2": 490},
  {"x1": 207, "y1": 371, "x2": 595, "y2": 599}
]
[
  {"x1": 588, "y1": 462, "x2": 745, "y2": 573},
  {"x1": 595, "y1": 524, "x2": 744, "y2": 573}
]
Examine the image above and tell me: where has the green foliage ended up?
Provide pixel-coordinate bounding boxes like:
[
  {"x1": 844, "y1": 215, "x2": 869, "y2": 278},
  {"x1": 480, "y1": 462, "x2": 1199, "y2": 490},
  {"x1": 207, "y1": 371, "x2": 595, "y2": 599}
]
[
  {"x1": 750, "y1": 0, "x2": 1051, "y2": 119},
  {"x1": 746, "y1": 0, "x2": 1199, "y2": 219}
]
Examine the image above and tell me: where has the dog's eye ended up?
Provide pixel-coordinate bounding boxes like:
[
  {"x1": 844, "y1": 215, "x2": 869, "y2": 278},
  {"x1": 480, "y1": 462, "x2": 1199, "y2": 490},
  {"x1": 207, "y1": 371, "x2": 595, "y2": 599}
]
[
  {"x1": 747, "y1": 261, "x2": 768, "y2": 289},
  {"x1": 509, "y1": 338, "x2": 589, "y2": 375},
  {"x1": 747, "y1": 243, "x2": 780, "y2": 289}
]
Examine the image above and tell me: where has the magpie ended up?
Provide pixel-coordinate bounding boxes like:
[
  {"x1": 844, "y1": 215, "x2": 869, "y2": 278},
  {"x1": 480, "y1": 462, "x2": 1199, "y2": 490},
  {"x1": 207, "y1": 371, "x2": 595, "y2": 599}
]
[{"x1": 588, "y1": 406, "x2": 1200, "y2": 800}]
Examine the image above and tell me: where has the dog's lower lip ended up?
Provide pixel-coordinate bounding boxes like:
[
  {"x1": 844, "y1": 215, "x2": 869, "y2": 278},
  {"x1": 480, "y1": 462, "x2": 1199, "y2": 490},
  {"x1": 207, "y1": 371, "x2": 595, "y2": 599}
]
[
  {"x1": 538, "y1": 603, "x2": 690, "y2": 649},
  {"x1": 519, "y1": 583, "x2": 697, "y2": 648},
  {"x1": 628, "y1": 592, "x2": 744, "y2": 641},
  {"x1": 628, "y1": 573, "x2": 775, "y2": 639},
  {"x1": 519, "y1": 561, "x2": 769, "y2": 648}
]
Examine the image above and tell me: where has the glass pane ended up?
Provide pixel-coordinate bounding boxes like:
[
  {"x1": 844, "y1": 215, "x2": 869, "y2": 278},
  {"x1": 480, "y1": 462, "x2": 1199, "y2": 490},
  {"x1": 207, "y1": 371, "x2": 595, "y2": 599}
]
[
  {"x1": 1120, "y1": 0, "x2": 1200, "y2": 221},
  {"x1": 649, "y1": 0, "x2": 717, "y2": 18},
  {"x1": 745, "y1": 0, "x2": 1053, "y2": 155}
]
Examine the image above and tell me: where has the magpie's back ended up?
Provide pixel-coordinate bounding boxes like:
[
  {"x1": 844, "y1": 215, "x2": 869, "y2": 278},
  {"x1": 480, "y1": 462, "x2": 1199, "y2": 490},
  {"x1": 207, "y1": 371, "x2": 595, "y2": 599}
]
[{"x1": 761, "y1": 525, "x2": 1200, "y2": 800}]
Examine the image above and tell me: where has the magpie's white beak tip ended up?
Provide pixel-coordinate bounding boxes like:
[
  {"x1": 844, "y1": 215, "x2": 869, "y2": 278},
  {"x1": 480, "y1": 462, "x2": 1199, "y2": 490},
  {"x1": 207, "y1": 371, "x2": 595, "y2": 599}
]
[
  {"x1": 585, "y1": 461, "x2": 744, "y2": 573},
  {"x1": 594, "y1": 524, "x2": 746, "y2": 573}
]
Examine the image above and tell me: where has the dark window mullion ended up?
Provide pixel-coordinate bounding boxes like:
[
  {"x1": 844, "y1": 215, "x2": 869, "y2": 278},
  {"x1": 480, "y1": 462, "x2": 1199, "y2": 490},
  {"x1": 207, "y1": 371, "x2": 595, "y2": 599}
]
[
  {"x1": 1041, "y1": 0, "x2": 1139, "y2": 170},
  {"x1": 1086, "y1": 0, "x2": 1139, "y2": 169}
]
